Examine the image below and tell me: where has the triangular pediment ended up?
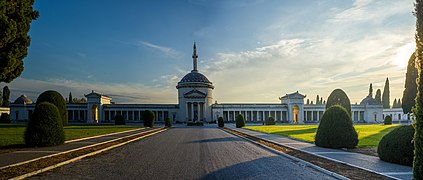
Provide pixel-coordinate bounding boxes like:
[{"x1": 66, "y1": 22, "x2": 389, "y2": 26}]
[{"x1": 184, "y1": 89, "x2": 207, "y2": 98}]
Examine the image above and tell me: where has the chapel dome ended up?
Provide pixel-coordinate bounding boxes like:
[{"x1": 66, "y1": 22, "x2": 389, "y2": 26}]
[
  {"x1": 14, "y1": 95, "x2": 33, "y2": 104},
  {"x1": 179, "y1": 71, "x2": 211, "y2": 83},
  {"x1": 360, "y1": 95, "x2": 380, "y2": 105}
]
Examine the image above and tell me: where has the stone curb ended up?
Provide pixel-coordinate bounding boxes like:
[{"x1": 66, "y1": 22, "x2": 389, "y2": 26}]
[
  {"x1": 9, "y1": 128, "x2": 167, "y2": 180},
  {"x1": 64, "y1": 127, "x2": 144, "y2": 143},
  {"x1": 227, "y1": 127, "x2": 402, "y2": 180},
  {"x1": 0, "y1": 127, "x2": 156, "y2": 171},
  {"x1": 221, "y1": 128, "x2": 349, "y2": 180}
]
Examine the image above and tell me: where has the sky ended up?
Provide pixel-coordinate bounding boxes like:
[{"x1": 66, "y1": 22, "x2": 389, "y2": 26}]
[{"x1": 3, "y1": 0, "x2": 417, "y2": 104}]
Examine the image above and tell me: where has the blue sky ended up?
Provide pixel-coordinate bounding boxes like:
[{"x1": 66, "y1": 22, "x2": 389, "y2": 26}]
[{"x1": 5, "y1": 0, "x2": 416, "y2": 104}]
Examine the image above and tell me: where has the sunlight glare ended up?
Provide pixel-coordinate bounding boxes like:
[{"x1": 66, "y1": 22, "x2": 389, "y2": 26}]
[{"x1": 394, "y1": 42, "x2": 415, "y2": 68}]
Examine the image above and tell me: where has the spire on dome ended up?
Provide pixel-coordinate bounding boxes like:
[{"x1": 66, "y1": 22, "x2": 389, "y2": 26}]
[{"x1": 192, "y1": 42, "x2": 198, "y2": 72}]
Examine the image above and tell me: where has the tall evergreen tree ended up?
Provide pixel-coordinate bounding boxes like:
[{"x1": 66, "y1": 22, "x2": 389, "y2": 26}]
[
  {"x1": 369, "y1": 83, "x2": 373, "y2": 97},
  {"x1": 398, "y1": 99, "x2": 402, "y2": 107},
  {"x1": 2, "y1": 86, "x2": 9, "y2": 107},
  {"x1": 68, "y1": 92, "x2": 73, "y2": 103},
  {"x1": 403, "y1": 52, "x2": 418, "y2": 114},
  {"x1": 382, "y1": 78, "x2": 390, "y2": 109},
  {"x1": 413, "y1": 0, "x2": 423, "y2": 177},
  {"x1": 0, "y1": 1, "x2": 39, "y2": 83},
  {"x1": 306, "y1": 99, "x2": 309, "y2": 104},
  {"x1": 316, "y1": 95, "x2": 320, "y2": 105},
  {"x1": 393, "y1": 99, "x2": 398, "y2": 108},
  {"x1": 320, "y1": 97, "x2": 323, "y2": 105},
  {"x1": 0, "y1": 90, "x2": 2, "y2": 107},
  {"x1": 375, "y1": 89, "x2": 382, "y2": 104}
]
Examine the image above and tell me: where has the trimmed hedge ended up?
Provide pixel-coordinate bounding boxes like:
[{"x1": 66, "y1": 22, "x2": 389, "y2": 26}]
[
  {"x1": 114, "y1": 114, "x2": 125, "y2": 125},
  {"x1": 265, "y1": 116, "x2": 276, "y2": 125},
  {"x1": 378, "y1": 125, "x2": 414, "y2": 166},
  {"x1": 142, "y1": 110, "x2": 155, "y2": 128},
  {"x1": 218, "y1": 117, "x2": 224, "y2": 127},
  {"x1": 315, "y1": 105, "x2": 358, "y2": 149},
  {"x1": 0, "y1": 113, "x2": 10, "y2": 123},
  {"x1": 384, "y1": 115, "x2": 392, "y2": 125},
  {"x1": 326, "y1": 89, "x2": 351, "y2": 115},
  {"x1": 36, "y1": 90, "x2": 68, "y2": 126},
  {"x1": 165, "y1": 117, "x2": 172, "y2": 127},
  {"x1": 236, "y1": 114, "x2": 245, "y2": 128},
  {"x1": 24, "y1": 102, "x2": 65, "y2": 147},
  {"x1": 187, "y1": 121, "x2": 204, "y2": 126}
]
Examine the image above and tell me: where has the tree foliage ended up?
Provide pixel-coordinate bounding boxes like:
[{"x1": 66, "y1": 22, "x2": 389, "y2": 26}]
[
  {"x1": 218, "y1": 117, "x2": 224, "y2": 127},
  {"x1": 24, "y1": 102, "x2": 64, "y2": 147},
  {"x1": 413, "y1": 0, "x2": 423, "y2": 177},
  {"x1": 265, "y1": 116, "x2": 275, "y2": 125},
  {"x1": 142, "y1": 110, "x2": 155, "y2": 128},
  {"x1": 236, "y1": 114, "x2": 245, "y2": 128},
  {"x1": 378, "y1": 125, "x2": 414, "y2": 166},
  {"x1": 0, "y1": 1, "x2": 39, "y2": 82},
  {"x1": 68, "y1": 92, "x2": 73, "y2": 103},
  {"x1": 375, "y1": 89, "x2": 382, "y2": 104},
  {"x1": 165, "y1": 117, "x2": 172, "y2": 127},
  {"x1": 315, "y1": 105, "x2": 358, "y2": 149},
  {"x1": 369, "y1": 83, "x2": 373, "y2": 97},
  {"x1": 382, "y1": 78, "x2": 390, "y2": 109},
  {"x1": 2, "y1": 86, "x2": 9, "y2": 107},
  {"x1": 114, "y1": 114, "x2": 125, "y2": 125},
  {"x1": 36, "y1": 90, "x2": 68, "y2": 126},
  {"x1": 325, "y1": 89, "x2": 351, "y2": 115},
  {"x1": 403, "y1": 52, "x2": 418, "y2": 114}
]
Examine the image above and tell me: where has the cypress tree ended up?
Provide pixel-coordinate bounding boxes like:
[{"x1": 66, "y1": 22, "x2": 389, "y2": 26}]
[
  {"x1": 320, "y1": 97, "x2": 323, "y2": 105},
  {"x1": 382, "y1": 78, "x2": 390, "y2": 109},
  {"x1": 413, "y1": 0, "x2": 423, "y2": 177},
  {"x1": 68, "y1": 92, "x2": 73, "y2": 103},
  {"x1": 369, "y1": 83, "x2": 373, "y2": 97},
  {"x1": 375, "y1": 89, "x2": 382, "y2": 104},
  {"x1": 0, "y1": 1, "x2": 39, "y2": 83},
  {"x1": 403, "y1": 52, "x2": 418, "y2": 114},
  {"x1": 393, "y1": 99, "x2": 398, "y2": 108},
  {"x1": 306, "y1": 99, "x2": 309, "y2": 105},
  {"x1": 316, "y1": 95, "x2": 320, "y2": 105},
  {"x1": 2, "y1": 86, "x2": 9, "y2": 107}
]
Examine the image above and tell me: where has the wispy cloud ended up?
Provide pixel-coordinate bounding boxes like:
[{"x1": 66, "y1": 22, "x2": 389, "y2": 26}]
[{"x1": 139, "y1": 41, "x2": 182, "y2": 58}]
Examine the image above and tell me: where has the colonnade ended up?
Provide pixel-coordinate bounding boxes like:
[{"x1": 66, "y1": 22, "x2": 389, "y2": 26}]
[
  {"x1": 186, "y1": 102, "x2": 206, "y2": 121},
  {"x1": 222, "y1": 110, "x2": 287, "y2": 122},
  {"x1": 103, "y1": 110, "x2": 169, "y2": 122},
  {"x1": 68, "y1": 110, "x2": 87, "y2": 121}
]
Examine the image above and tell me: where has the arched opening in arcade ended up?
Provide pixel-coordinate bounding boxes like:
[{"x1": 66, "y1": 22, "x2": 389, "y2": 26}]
[
  {"x1": 293, "y1": 105, "x2": 300, "y2": 124},
  {"x1": 91, "y1": 104, "x2": 98, "y2": 123}
]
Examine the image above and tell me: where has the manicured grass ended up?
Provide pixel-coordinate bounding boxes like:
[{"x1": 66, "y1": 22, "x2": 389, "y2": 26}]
[
  {"x1": 244, "y1": 124, "x2": 400, "y2": 147},
  {"x1": 0, "y1": 124, "x2": 140, "y2": 148}
]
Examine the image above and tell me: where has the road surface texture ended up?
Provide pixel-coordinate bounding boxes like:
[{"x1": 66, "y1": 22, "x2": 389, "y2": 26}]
[{"x1": 31, "y1": 126, "x2": 336, "y2": 180}]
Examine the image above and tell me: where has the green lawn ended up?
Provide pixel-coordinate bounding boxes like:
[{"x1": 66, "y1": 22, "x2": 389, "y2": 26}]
[
  {"x1": 244, "y1": 124, "x2": 401, "y2": 147},
  {"x1": 0, "y1": 124, "x2": 140, "y2": 148}
]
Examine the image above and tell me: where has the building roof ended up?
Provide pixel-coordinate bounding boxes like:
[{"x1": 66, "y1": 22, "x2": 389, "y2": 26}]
[
  {"x1": 360, "y1": 95, "x2": 381, "y2": 105},
  {"x1": 179, "y1": 71, "x2": 211, "y2": 84},
  {"x1": 84, "y1": 90, "x2": 111, "y2": 98},
  {"x1": 14, "y1": 95, "x2": 33, "y2": 104},
  {"x1": 280, "y1": 91, "x2": 306, "y2": 99}
]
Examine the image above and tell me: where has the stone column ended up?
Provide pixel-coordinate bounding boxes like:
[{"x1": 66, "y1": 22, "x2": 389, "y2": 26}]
[
  {"x1": 186, "y1": 103, "x2": 189, "y2": 121},
  {"x1": 203, "y1": 102, "x2": 206, "y2": 121},
  {"x1": 191, "y1": 103, "x2": 194, "y2": 121}
]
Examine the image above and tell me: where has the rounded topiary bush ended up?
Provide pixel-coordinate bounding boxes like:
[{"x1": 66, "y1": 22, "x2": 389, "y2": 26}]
[
  {"x1": 114, "y1": 114, "x2": 125, "y2": 125},
  {"x1": 384, "y1": 115, "x2": 392, "y2": 125},
  {"x1": 0, "y1": 113, "x2": 10, "y2": 123},
  {"x1": 326, "y1": 89, "x2": 351, "y2": 115},
  {"x1": 165, "y1": 117, "x2": 172, "y2": 127},
  {"x1": 236, "y1": 114, "x2": 245, "y2": 128},
  {"x1": 265, "y1": 116, "x2": 276, "y2": 125},
  {"x1": 377, "y1": 125, "x2": 414, "y2": 166},
  {"x1": 142, "y1": 110, "x2": 155, "y2": 128},
  {"x1": 24, "y1": 102, "x2": 65, "y2": 147},
  {"x1": 36, "y1": 90, "x2": 68, "y2": 126},
  {"x1": 218, "y1": 117, "x2": 224, "y2": 127},
  {"x1": 315, "y1": 105, "x2": 358, "y2": 149}
]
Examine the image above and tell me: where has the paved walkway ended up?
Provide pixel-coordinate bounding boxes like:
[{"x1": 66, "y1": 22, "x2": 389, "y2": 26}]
[
  {"x1": 0, "y1": 127, "x2": 158, "y2": 168},
  {"x1": 226, "y1": 124, "x2": 412, "y2": 180}
]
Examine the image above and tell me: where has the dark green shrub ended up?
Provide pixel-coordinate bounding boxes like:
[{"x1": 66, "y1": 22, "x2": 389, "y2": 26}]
[
  {"x1": 0, "y1": 113, "x2": 10, "y2": 123},
  {"x1": 36, "y1": 90, "x2": 68, "y2": 126},
  {"x1": 218, "y1": 117, "x2": 224, "y2": 127},
  {"x1": 142, "y1": 110, "x2": 155, "y2": 128},
  {"x1": 114, "y1": 114, "x2": 125, "y2": 125},
  {"x1": 378, "y1": 125, "x2": 414, "y2": 166},
  {"x1": 24, "y1": 102, "x2": 65, "y2": 147},
  {"x1": 265, "y1": 116, "x2": 276, "y2": 125},
  {"x1": 384, "y1": 115, "x2": 392, "y2": 125},
  {"x1": 165, "y1": 117, "x2": 172, "y2": 127},
  {"x1": 326, "y1": 89, "x2": 351, "y2": 115},
  {"x1": 236, "y1": 114, "x2": 245, "y2": 128},
  {"x1": 315, "y1": 105, "x2": 358, "y2": 149}
]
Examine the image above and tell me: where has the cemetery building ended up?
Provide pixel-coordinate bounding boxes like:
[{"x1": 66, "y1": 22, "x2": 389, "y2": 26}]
[{"x1": 10, "y1": 43, "x2": 408, "y2": 124}]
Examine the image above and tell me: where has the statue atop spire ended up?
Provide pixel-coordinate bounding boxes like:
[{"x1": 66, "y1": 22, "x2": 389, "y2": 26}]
[{"x1": 192, "y1": 42, "x2": 198, "y2": 72}]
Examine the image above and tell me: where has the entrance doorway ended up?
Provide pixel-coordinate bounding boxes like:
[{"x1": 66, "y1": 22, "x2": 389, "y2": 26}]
[{"x1": 293, "y1": 105, "x2": 300, "y2": 124}]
